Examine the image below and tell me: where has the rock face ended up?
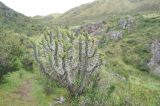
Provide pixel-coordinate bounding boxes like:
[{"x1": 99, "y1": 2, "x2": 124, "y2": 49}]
[
  {"x1": 119, "y1": 16, "x2": 136, "y2": 32},
  {"x1": 149, "y1": 39, "x2": 160, "y2": 75},
  {"x1": 75, "y1": 21, "x2": 106, "y2": 35},
  {"x1": 107, "y1": 30, "x2": 124, "y2": 41},
  {"x1": 0, "y1": 1, "x2": 14, "y2": 18}
]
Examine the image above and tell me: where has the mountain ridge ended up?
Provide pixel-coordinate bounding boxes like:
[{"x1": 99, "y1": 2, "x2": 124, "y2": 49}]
[
  {"x1": 0, "y1": 1, "x2": 46, "y2": 36},
  {"x1": 55, "y1": 0, "x2": 160, "y2": 25}
]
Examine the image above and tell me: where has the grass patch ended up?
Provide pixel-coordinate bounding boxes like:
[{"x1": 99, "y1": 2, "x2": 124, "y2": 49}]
[{"x1": 0, "y1": 69, "x2": 69, "y2": 106}]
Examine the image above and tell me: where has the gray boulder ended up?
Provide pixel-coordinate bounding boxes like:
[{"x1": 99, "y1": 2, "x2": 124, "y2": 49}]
[
  {"x1": 148, "y1": 39, "x2": 160, "y2": 75},
  {"x1": 50, "y1": 96, "x2": 65, "y2": 106},
  {"x1": 119, "y1": 16, "x2": 136, "y2": 32},
  {"x1": 107, "y1": 30, "x2": 124, "y2": 41}
]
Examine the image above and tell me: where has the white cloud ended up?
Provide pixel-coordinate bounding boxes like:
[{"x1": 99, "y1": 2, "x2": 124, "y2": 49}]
[{"x1": 1, "y1": 0, "x2": 95, "y2": 16}]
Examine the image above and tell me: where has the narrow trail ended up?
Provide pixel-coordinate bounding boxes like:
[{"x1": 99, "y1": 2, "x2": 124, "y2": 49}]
[
  {"x1": 14, "y1": 80, "x2": 32, "y2": 100},
  {"x1": 11, "y1": 80, "x2": 38, "y2": 106}
]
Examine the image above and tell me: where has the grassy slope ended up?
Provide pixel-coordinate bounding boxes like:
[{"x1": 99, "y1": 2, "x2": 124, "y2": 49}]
[
  {"x1": 0, "y1": 13, "x2": 160, "y2": 106},
  {"x1": 0, "y1": 1, "x2": 160, "y2": 105},
  {"x1": 0, "y1": 2, "x2": 67, "y2": 105},
  {"x1": 32, "y1": 13, "x2": 62, "y2": 25},
  {"x1": 0, "y1": 1, "x2": 46, "y2": 36},
  {"x1": 97, "y1": 13, "x2": 160, "y2": 105},
  {"x1": 0, "y1": 69, "x2": 68, "y2": 106},
  {"x1": 56, "y1": 0, "x2": 160, "y2": 25}
]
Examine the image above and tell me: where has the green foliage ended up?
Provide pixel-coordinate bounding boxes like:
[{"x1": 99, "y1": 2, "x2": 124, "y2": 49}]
[
  {"x1": 0, "y1": 68, "x2": 69, "y2": 106},
  {"x1": 69, "y1": 12, "x2": 160, "y2": 105},
  {"x1": 33, "y1": 73, "x2": 69, "y2": 106},
  {"x1": 0, "y1": 33, "x2": 32, "y2": 79},
  {"x1": 0, "y1": 2, "x2": 47, "y2": 37},
  {"x1": 36, "y1": 75, "x2": 65, "y2": 96},
  {"x1": 12, "y1": 58, "x2": 22, "y2": 71},
  {"x1": 122, "y1": 35, "x2": 151, "y2": 72},
  {"x1": 22, "y1": 55, "x2": 34, "y2": 71},
  {"x1": 1, "y1": 1, "x2": 160, "y2": 105}
]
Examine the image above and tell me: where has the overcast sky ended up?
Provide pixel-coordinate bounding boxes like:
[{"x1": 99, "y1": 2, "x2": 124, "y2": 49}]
[{"x1": 1, "y1": 0, "x2": 95, "y2": 16}]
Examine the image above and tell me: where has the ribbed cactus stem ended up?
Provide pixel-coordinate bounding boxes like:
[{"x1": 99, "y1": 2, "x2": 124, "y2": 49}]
[{"x1": 32, "y1": 29, "x2": 101, "y2": 96}]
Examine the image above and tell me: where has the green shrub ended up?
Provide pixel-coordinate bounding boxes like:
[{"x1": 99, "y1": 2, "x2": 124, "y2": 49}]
[
  {"x1": 11, "y1": 58, "x2": 22, "y2": 71},
  {"x1": 22, "y1": 55, "x2": 34, "y2": 71},
  {"x1": 122, "y1": 42, "x2": 151, "y2": 72},
  {"x1": 0, "y1": 33, "x2": 30, "y2": 79},
  {"x1": 38, "y1": 76, "x2": 57, "y2": 95}
]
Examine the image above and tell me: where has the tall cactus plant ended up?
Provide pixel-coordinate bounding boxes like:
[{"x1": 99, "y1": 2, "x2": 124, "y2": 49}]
[{"x1": 32, "y1": 29, "x2": 101, "y2": 95}]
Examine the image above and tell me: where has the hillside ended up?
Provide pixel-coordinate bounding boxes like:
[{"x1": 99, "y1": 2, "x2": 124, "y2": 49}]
[
  {"x1": 32, "y1": 13, "x2": 61, "y2": 25},
  {"x1": 0, "y1": 0, "x2": 160, "y2": 106},
  {"x1": 0, "y1": 1, "x2": 46, "y2": 36},
  {"x1": 56, "y1": 0, "x2": 160, "y2": 25}
]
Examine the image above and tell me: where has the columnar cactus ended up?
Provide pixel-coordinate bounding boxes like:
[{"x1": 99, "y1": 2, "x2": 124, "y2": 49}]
[{"x1": 32, "y1": 29, "x2": 101, "y2": 95}]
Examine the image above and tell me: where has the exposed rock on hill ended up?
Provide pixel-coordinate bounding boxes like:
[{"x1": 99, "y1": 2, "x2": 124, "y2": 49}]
[
  {"x1": 74, "y1": 21, "x2": 106, "y2": 35},
  {"x1": 0, "y1": 1, "x2": 16, "y2": 18},
  {"x1": 149, "y1": 39, "x2": 160, "y2": 75},
  {"x1": 107, "y1": 30, "x2": 124, "y2": 41},
  {"x1": 119, "y1": 16, "x2": 136, "y2": 32}
]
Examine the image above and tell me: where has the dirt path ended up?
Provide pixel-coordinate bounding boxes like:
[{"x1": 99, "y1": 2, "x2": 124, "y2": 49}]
[
  {"x1": 11, "y1": 80, "x2": 38, "y2": 106},
  {"x1": 16, "y1": 80, "x2": 32, "y2": 100}
]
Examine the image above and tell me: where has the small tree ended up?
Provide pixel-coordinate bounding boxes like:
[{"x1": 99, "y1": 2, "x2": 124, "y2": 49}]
[{"x1": 32, "y1": 29, "x2": 101, "y2": 96}]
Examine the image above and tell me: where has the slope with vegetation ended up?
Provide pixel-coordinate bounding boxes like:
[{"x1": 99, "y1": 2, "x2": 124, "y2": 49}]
[
  {"x1": 55, "y1": 0, "x2": 160, "y2": 25},
  {"x1": 0, "y1": 0, "x2": 160, "y2": 106},
  {"x1": 0, "y1": 1, "x2": 47, "y2": 36},
  {"x1": 95, "y1": 13, "x2": 160, "y2": 105},
  {"x1": 32, "y1": 13, "x2": 61, "y2": 25}
]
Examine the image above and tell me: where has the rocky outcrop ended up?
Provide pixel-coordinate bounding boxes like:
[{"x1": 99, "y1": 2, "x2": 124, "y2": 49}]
[
  {"x1": 107, "y1": 30, "x2": 124, "y2": 41},
  {"x1": 148, "y1": 39, "x2": 160, "y2": 75},
  {"x1": 0, "y1": 1, "x2": 14, "y2": 18},
  {"x1": 74, "y1": 21, "x2": 106, "y2": 35},
  {"x1": 5, "y1": 9, "x2": 14, "y2": 18},
  {"x1": 50, "y1": 96, "x2": 65, "y2": 106},
  {"x1": 119, "y1": 16, "x2": 136, "y2": 32}
]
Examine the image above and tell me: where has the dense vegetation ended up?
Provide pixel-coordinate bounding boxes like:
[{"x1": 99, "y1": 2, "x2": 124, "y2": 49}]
[
  {"x1": 0, "y1": 0, "x2": 160, "y2": 106},
  {"x1": 0, "y1": 32, "x2": 33, "y2": 79}
]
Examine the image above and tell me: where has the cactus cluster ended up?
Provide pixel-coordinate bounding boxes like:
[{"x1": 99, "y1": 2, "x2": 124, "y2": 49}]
[{"x1": 32, "y1": 28, "x2": 101, "y2": 95}]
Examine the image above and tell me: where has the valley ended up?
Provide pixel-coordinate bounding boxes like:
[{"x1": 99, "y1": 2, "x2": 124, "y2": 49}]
[{"x1": 0, "y1": 0, "x2": 160, "y2": 106}]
